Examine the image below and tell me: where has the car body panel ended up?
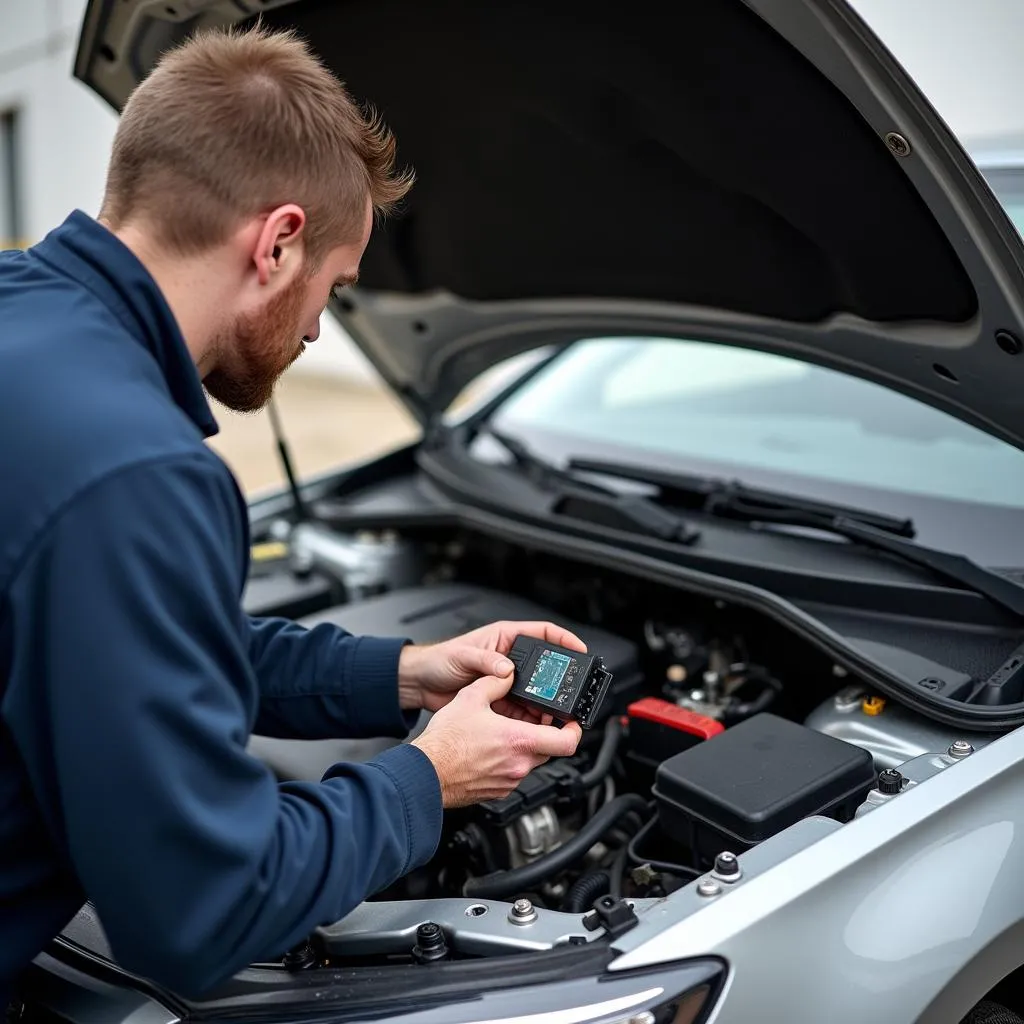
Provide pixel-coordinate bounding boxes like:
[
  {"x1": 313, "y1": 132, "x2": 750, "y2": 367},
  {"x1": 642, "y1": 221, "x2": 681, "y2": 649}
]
[{"x1": 611, "y1": 724, "x2": 1024, "y2": 1023}]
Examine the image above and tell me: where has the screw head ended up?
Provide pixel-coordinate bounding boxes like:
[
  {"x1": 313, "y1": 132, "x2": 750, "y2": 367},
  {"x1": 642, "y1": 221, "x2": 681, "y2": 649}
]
[
  {"x1": 697, "y1": 878, "x2": 722, "y2": 898},
  {"x1": 948, "y1": 739, "x2": 975, "y2": 759},
  {"x1": 885, "y1": 132, "x2": 912, "y2": 157},
  {"x1": 713, "y1": 851, "x2": 741, "y2": 880},
  {"x1": 509, "y1": 898, "x2": 538, "y2": 924},
  {"x1": 416, "y1": 922, "x2": 442, "y2": 944}
]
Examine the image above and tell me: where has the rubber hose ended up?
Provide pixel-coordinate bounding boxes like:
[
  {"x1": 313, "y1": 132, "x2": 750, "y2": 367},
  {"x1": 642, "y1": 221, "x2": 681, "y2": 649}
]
[
  {"x1": 609, "y1": 842, "x2": 630, "y2": 899},
  {"x1": 564, "y1": 871, "x2": 611, "y2": 913},
  {"x1": 463, "y1": 794, "x2": 650, "y2": 900},
  {"x1": 580, "y1": 717, "x2": 624, "y2": 790}
]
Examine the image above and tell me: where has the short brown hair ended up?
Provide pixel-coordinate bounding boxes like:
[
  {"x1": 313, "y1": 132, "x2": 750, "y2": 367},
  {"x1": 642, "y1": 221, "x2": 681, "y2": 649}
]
[{"x1": 100, "y1": 24, "x2": 412, "y2": 264}]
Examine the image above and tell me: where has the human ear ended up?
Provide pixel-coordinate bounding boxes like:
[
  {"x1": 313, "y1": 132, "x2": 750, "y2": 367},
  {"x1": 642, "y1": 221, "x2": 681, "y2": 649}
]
[{"x1": 254, "y1": 204, "x2": 307, "y2": 287}]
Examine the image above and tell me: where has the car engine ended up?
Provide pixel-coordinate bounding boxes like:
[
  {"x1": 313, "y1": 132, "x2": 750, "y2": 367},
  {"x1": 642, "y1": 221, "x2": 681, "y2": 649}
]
[{"x1": 245, "y1": 523, "x2": 994, "y2": 937}]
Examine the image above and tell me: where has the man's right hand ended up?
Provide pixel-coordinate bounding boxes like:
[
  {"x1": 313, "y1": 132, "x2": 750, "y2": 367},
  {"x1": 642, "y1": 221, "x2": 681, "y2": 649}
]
[{"x1": 410, "y1": 673, "x2": 583, "y2": 807}]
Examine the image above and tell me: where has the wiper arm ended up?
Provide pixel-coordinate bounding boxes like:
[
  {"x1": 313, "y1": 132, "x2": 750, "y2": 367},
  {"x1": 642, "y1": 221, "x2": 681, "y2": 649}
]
[
  {"x1": 829, "y1": 517, "x2": 1024, "y2": 619},
  {"x1": 568, "y1": 456, "x2": 914, "y2": 536},
  {"x1": 568, "y1": 456, "x2": 1024, "y2": 620},
  {"x1": 474, "y1": 428, "x2": 699, "y2": 544}
]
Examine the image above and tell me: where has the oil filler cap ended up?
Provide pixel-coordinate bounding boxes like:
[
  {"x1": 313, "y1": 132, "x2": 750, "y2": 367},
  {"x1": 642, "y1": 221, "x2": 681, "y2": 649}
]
[{"x1": 877, "y1": 768, "x2": 904, "y2": 795}]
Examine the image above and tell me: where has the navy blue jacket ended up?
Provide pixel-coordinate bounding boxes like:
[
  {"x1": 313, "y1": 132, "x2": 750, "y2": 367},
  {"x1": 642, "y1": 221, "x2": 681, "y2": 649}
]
[{"x1": 0, "y1": 212, "x2": 443, "y2": 1002}]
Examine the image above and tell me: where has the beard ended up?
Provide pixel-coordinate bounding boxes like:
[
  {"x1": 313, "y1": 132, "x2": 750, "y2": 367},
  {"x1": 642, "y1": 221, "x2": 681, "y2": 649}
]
[{"x1": 203, "y1": 273, "x2": 309, "y2": 413}]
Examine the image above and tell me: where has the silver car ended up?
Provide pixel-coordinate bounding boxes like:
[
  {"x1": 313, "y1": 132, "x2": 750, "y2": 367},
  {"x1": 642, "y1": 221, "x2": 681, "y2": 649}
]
[{"x1": 20, "y1": 1, "x2": 1024, "y2": 1022}]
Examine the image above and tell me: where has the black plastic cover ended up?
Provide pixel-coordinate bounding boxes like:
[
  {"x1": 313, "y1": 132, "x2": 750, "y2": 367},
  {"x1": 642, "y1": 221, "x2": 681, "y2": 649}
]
[{"x1": 653, "y1": 712, "x2": 874, "y2": 861}]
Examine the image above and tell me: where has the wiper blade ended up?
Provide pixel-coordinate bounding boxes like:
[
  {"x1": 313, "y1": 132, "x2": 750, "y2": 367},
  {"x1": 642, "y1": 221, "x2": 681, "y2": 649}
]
[
  {"x1": 569, "y1": 457, "x2": 914, "y2": 537},
  {"x1": 568, "y1": 456, "x2": 1024, "y2": 620},
  {"x1": 475, "y1": 428, "x2": 699, "y2": 544}
]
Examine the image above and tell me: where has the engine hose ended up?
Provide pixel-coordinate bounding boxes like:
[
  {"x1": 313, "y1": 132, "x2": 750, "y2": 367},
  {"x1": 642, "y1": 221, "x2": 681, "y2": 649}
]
[
  {"x1": 609, "y1": 842, "x2": 630, "y2": 898},
  {"x1": 564, "y1": 871, "x2": 611, "y2": 913},
  {"x1": 463, "y1": 794, "x2": 650, "y2": 900},
  {"x1": 580, "y1": 717, "x2": 624, "y2": 790}
]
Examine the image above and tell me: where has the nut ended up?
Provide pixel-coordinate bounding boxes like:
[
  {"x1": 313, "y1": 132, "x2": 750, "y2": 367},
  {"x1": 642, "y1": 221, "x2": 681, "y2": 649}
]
[
  {"x1": 508, "y1": 898, "x2": 538, "y2": 924},
  {"x1": 948, "y1": 739, "x2": 975, "y2": 759}
]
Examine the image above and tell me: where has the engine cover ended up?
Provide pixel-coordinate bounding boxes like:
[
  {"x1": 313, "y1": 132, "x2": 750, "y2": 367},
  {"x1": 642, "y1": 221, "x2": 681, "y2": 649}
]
[{"x1": 249, "y1": 583, "x2": 641, "y2": 781}]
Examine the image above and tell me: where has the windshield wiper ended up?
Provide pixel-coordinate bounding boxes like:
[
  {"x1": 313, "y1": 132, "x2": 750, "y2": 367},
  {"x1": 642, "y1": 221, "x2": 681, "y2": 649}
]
[
  {"x1": 473, "y1": 427, "x2": 699, "y2": 544},
  {"x1": 568, "y1": 456, "x2": 1024, "y2": 620},
  {"x1": 569, "y1": 456, "x2": 914, "y2": 537}
]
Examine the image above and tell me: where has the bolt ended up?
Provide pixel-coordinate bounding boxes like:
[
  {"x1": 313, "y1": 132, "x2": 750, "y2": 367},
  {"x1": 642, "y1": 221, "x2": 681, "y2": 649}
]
[
  {"x1": 885, "y1": 131, "x2": 911, "y2": 157},
  {"x1": 412, "y1": 922, "x2": 448, "y2": 963},
  {"x1": 713, "y1": 851, "x2": 741, "y2": 880},
  {"x1": 877, "y1": 768, "x2": 904, "y2": 795},
  {"x1": 697, "y1": 878, "x2": 722, "y2": 898},
  {"x1": 282, "y1": 939, "x2": 317, "y2": 971},
  {"x1": 948, "y1": 739, "x2": 975, "y2": 759},
  {"x1": 509, "y1": 897, "x2": 538, "y2": 924},
  {"x1": 627, "y1": 1014, "x2": 657, "y2": 1024}
]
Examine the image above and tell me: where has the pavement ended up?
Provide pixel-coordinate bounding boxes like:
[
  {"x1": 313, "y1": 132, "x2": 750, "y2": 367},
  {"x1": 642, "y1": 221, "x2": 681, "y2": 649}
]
[{"x1": 206, "y1": 370, "x2": 419, "y2": 495}]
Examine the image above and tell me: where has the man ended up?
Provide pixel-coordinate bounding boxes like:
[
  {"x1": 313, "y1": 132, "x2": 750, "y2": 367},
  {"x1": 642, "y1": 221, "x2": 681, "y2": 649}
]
[{"x1": 0, "y1": 25, "x2": 583, "y2": 1003}]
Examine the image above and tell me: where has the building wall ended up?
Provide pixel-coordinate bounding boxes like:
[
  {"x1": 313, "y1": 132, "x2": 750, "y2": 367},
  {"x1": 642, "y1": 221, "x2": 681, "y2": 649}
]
[
  {"x1": 2, "y1": 0, "x2": 1023, "y2": 381},
  {"x1": 0, "y1": 0, "x2": 378, "y2": 382}
]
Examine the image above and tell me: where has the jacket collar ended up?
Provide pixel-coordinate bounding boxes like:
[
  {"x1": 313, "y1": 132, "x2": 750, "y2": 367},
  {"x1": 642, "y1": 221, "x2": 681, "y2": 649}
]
[{"x1": 33, "y1": 210, "x2": 219, "y2": 438}]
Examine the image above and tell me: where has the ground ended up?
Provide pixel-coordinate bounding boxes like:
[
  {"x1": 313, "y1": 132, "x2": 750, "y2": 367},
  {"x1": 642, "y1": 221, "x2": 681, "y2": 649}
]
[{"x1": 206, "y1": 371, "x2": 419, "y2": 496}]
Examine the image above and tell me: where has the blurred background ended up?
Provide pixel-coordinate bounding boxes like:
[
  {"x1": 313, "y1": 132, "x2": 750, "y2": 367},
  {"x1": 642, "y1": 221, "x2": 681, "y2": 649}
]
[{"x1": 2, "y1": 0, "x2": 1023, "y2": 494}]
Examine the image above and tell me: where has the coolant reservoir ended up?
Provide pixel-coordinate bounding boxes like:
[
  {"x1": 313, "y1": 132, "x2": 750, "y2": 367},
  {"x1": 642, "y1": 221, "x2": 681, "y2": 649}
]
[{"x1": 805, "y1": 685, "x2": 992, "y2": 771}]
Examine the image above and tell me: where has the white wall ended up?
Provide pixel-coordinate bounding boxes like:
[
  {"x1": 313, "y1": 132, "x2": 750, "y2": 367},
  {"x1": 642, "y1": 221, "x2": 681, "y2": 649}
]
[
  {"x1": 848, "y1": 0, "x2": 1024, "y2": 150},
  {"x1": 0, "y1": 0, "x2": 377, "y2": 382},
  {"x1": 0, "y1": 0, "x2": 114, "y2": 244},
  {"x1": 3, "y1": 0, "x2": 1024, "y2": 382}
]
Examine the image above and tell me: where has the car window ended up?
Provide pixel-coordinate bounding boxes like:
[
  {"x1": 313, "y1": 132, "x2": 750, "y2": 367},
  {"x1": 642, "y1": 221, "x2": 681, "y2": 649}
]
[
  {"x1": 490, "y1": 336, "x2": 1024, "y2": 511},
  {"x1": 485, "y1": 167, "x2": 1024, "y2": 517},
  {"x1": 981, "y1": 165, "x2": 1024, "y2": 237}
]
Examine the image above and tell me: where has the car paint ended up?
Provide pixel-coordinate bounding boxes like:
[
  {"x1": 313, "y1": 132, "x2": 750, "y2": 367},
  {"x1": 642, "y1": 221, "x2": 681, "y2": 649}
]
[{"x1": 611, "y1": 726, "x2": 1024, "y2": 1023}]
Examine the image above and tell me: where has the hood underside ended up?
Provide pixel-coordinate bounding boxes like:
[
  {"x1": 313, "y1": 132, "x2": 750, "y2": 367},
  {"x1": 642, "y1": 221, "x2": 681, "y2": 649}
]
[{"x1": 76, "y1": 0, "x2": 1024, "y2": 442}]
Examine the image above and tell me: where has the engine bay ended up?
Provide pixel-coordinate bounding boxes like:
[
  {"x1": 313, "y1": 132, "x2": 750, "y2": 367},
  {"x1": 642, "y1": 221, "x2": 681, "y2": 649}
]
[{"x1": 244, "y1": 523, "x2": 995, "y2": 967}]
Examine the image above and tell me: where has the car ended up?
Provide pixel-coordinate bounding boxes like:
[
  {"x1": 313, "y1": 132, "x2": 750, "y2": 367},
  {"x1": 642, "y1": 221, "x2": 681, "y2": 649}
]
[{"x1": 18, "y1": 1, "x2": 1024, "y2": 1022}]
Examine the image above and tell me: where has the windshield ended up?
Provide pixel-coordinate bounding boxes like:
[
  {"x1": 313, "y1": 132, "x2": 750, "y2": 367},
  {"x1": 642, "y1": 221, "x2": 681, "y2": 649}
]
[
  {"x1": 983, "y1": 166, "x2": 1024, "y2": 237},
  {"x1": 478, "y1": 167, "x2": 1024, "y2": 566}
]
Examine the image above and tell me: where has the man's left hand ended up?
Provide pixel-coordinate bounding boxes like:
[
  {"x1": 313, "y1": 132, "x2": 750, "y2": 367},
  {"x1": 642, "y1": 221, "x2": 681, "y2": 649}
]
[{"x1": 398, "y1": 621, "x2": 587, "y2": 722}]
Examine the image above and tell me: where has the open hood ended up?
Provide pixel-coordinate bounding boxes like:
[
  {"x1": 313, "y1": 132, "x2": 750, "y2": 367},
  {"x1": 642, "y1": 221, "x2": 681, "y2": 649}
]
[{"x1": 76, "y1": 0, "x2": 1024, "y2": 441}]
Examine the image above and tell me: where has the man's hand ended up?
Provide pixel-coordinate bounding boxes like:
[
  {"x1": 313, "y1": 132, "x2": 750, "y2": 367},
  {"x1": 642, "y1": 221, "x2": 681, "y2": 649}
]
[
  {"x1": 411, "y1": 673, "x2": 583, "y2": 806},
  {"x1": 397, "y1": 620, "x2": 587, "y2": 722}
]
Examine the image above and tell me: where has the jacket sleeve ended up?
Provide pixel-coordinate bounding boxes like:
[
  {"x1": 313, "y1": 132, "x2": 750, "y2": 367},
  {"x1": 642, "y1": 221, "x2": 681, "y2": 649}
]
[
  {"x1": 245, "y1": 615, "x2": 418, "y2": 740},
  {"x1": 6, "y1": 453, "x2": 442, "y2": 998}
]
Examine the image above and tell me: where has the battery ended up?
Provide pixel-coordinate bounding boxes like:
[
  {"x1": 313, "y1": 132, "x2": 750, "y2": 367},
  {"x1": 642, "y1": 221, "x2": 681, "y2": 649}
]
[{"x1": 506, "y1": 635, "x2": 614, "y2": 729}]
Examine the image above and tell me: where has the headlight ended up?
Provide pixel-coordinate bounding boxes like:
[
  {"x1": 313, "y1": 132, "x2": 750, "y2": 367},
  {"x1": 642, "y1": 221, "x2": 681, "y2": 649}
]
[{"x1": 453, "y1": 959, "x2": 725, "y2": 1024}]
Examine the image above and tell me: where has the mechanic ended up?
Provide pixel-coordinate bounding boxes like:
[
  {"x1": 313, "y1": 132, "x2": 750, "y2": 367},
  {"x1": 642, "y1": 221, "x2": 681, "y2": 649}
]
[{"x1": 0, "y1": 25, "x2": 584, "y2": 1007}]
